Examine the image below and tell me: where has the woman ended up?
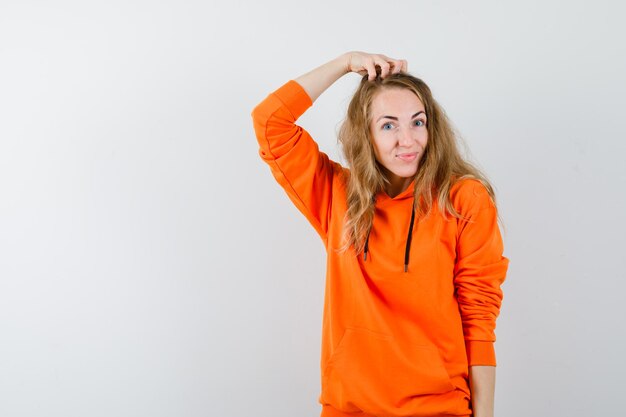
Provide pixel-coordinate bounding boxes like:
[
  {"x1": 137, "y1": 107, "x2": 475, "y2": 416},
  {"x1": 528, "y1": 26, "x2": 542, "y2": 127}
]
[{"x1": 251, "y1": 51, "x2": 510, "y2": 417}]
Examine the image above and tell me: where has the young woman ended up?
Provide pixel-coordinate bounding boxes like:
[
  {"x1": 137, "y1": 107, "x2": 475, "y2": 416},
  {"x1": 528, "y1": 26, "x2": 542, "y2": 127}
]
[{"x1": 251, "y1": 51, "x2": 510, "y2": 417}]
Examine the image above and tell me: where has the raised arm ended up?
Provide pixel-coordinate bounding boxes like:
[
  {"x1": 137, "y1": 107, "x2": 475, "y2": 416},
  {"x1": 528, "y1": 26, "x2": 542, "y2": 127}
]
[
  {"x1": 250, "y1": 52, "x2": 407, "y2": 240},
  {"x1": 295, "y1": 51, "x2": 408, "y2": 103}
]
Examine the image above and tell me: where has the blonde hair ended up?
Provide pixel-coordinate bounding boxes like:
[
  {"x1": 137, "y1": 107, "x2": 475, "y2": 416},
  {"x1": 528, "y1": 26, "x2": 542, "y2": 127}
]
[{"x1": 336, "y1": 71, "x2": 505, "y2": 255}]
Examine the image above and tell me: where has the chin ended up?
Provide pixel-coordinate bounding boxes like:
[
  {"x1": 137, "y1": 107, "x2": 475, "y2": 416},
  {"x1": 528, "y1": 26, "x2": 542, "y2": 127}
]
[{"x1": 395, "y1": 167, "x2": 419, "y2": 178}]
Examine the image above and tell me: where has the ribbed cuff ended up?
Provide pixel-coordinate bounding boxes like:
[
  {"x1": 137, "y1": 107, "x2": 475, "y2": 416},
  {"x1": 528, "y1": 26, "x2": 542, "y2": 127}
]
[
  {"x1": 465, "y1": 340, "x2": 497, "y2": 366},
  {"x1": 271, "y1": 80, "x2": 313, "y2": 120}
]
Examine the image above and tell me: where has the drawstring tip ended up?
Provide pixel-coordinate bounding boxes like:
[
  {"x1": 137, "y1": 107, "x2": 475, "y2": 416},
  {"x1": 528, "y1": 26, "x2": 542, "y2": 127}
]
[
  {"x1": 363, "y1": 251, "x2": 368, "y2": 261},
  {"x1": 404, "y1": 264, "x2": 408, "y2": 273}
]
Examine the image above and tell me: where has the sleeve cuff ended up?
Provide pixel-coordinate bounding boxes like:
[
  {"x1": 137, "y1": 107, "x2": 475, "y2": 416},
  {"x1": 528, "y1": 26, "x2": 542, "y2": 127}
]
[
  {"x1": 271, "y1": 80, "x2": 313, "y2": 121},
  {"x1": 465, "y1": 340, "x2": 497, "y2": 366}
]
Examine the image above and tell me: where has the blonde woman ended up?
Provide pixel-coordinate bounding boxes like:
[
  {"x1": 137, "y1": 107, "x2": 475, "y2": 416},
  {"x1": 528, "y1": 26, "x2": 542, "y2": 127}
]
[{"x1": 251, "y1": 51, "x2": 510, "y2": 417}]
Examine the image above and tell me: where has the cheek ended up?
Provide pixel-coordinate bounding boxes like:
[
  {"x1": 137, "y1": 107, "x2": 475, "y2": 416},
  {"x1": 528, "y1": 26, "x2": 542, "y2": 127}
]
[
  {"x1": 376, "y1": 144, "x2": 394, "y2": 158},
  {"x1": 371, "y1": 137, "x2": 385, "y2": 155},
  {"x1": 373, "y1": 135, "x2": 392, "y2": 151}
]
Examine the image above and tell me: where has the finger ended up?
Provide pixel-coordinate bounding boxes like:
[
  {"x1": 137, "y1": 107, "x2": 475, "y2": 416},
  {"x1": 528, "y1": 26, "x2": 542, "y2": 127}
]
[
  {"x1": 378, "y1": 54, "x2": 402, "y2": 76},
  {"x1": 391, "y1": 60, "x2": 403, "y2": 74},
  {"x1": 402, "y1": 59, "x2": 408, "y2": 72},
  {"x1": 364, "y1": 59, "x2": 377, "y2": 81},
  {"x1": 378, "y1": 60, "x2": 391, "y2": 78}
]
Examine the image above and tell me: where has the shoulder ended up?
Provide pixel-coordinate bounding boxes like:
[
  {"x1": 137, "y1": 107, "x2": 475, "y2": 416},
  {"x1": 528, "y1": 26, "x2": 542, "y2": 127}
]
[{"x1": 449, "y1": 178, "x2": 495, "y2": 215}]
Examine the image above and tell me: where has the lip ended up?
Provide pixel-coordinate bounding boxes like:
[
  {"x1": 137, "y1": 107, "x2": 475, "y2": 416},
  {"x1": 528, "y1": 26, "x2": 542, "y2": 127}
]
[{"x1": 397, "y1": 152, "x2": 417, "y2": 162}]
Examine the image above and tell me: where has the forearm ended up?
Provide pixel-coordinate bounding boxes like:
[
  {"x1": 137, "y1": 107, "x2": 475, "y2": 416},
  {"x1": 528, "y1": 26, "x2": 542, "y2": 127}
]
[
  {"x1": 469, "y1": 365, "x2": 495, "y2": 417},
  {"x1": 294, "y1": 53, "x2": 349, "y2": 103}
]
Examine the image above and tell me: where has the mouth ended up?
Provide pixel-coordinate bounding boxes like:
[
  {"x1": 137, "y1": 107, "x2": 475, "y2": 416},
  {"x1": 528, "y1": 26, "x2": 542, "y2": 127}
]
[{"x1": 397, "y1": 152, "x2": 417, "y2": 162}]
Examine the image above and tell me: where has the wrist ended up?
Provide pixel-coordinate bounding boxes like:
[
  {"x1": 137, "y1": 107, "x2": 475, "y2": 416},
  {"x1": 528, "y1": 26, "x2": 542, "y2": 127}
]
[{"x1": 335, "y1": 52, "x2": 350, "y2": 75}]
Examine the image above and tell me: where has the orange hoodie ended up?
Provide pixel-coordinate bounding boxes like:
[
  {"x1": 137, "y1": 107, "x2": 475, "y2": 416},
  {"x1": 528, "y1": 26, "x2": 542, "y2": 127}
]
[{"x1": 251, "y1": 79, "x2": 510, "y2": 417}]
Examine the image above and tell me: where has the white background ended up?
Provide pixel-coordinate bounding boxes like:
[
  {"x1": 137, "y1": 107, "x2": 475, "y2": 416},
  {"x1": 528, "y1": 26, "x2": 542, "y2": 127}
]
[{"x1": 1, "y1": 1, "x2": 625, "y2": 416}]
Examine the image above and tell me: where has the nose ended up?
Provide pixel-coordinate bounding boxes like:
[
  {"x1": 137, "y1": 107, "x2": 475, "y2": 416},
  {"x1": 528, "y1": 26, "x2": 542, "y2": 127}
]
[{"x1": 398, "y1": 127, "x2": 414, "y2": 147}]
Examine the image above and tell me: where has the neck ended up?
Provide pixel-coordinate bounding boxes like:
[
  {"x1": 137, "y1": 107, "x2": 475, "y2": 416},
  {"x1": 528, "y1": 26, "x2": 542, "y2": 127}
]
[{"x1": 385, "y1": 176, "x2": 414, "y2": 198}]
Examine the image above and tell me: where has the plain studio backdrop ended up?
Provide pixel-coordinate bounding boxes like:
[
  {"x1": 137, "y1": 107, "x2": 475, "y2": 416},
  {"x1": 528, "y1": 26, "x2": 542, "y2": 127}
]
[{"x1": 1, "y1": 0, "x2": 624, "y2": 416}]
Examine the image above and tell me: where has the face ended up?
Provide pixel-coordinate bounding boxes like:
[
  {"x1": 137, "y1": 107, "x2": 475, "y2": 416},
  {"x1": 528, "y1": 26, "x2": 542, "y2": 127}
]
[{"x1": 369, "y1": 87, "x2": 428, "y2": 194}]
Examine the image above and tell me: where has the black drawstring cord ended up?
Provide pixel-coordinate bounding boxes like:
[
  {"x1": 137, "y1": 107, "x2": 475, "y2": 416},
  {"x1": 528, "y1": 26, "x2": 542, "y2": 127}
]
[
  {"x1": 363, "y1": 195, "x2": 375, "y2": 261},
  {"x1": 363, "y1": 226, "x2": 371, "y2": 261},
  {"x1": 404, "y1": 203, "x2": 416, "y2": 273},
  {"x1": 363, "y1": 200, "x2": 416, "y2": 272}
]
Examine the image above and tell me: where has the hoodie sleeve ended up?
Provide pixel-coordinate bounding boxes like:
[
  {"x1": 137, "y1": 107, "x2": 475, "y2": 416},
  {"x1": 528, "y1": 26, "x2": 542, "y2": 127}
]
[
  {"x1": 250, "y1": 79, "x2": 341, "y2": 242},
  {"x1": 452, "y1": 181, "x2": 510, "y2": 366}
]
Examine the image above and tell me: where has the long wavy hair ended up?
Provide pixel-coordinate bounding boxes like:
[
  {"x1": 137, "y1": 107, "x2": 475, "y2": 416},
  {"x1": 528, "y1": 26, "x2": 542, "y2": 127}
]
[{"x1": 336, "y1": 71, "x2": 505, "y2": 255}]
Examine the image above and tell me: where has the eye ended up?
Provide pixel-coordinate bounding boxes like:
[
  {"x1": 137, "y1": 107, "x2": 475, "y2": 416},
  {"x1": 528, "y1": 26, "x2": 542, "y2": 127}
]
[
  {"x1": 382, "y1": 122, "x2": 394, "y2": 130},
  {"x1": 414, "y1": 119, "x2": 426, "y2": 127}
]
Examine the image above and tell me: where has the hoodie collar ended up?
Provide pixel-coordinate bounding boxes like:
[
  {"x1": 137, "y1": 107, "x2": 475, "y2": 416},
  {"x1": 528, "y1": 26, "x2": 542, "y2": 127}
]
[
  {"x1": 363, "y1": 178, "x2": 417, "y2": 273},
  {"x1": 376, "y1": 178, "x2": 416, "y2": 203}
]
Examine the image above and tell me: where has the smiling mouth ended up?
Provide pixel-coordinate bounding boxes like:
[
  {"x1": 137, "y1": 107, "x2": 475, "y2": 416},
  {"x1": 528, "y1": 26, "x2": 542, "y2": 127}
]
[{"x1": 397, "y1": 152, "x2": 418, "y2": 161}]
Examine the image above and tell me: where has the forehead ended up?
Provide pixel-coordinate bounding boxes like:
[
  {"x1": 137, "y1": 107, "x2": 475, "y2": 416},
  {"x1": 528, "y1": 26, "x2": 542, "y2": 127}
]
[{"x1": 370, "y1": 87, "x2": 425, "y2": 115}]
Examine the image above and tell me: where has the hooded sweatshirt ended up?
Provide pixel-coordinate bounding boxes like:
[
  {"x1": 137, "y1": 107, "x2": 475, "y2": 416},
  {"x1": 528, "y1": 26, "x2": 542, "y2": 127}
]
[{"x1": 251, "y1": 79, "x2": 510, "y2": 417}]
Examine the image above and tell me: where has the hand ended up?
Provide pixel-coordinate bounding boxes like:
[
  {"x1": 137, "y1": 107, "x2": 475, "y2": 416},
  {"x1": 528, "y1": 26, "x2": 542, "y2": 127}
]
[{"x1": 344, "y1": 51, "x2": 408, "y2": 81}]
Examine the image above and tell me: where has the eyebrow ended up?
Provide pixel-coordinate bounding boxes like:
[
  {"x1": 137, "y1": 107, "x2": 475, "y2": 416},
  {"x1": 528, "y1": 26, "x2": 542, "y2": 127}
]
[{"x1": 376, "y1": 111, "x2": 426, "y2": 123}]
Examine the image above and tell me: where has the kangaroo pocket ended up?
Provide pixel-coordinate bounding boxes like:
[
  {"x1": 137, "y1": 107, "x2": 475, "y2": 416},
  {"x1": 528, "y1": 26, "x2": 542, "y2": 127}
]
[{"x1": 322, "y1": 327, "x2": 456, "y2": 416}]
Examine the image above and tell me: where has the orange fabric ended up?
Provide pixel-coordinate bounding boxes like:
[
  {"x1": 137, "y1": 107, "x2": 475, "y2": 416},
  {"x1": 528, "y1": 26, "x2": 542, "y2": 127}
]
[{"x1": 251, "y1": 80, "x2": 510, "y2": 417}]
